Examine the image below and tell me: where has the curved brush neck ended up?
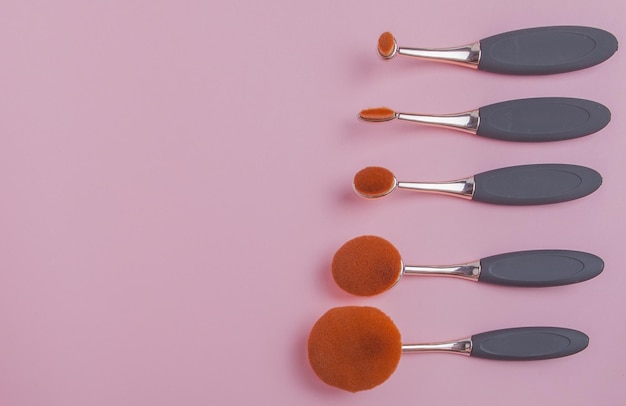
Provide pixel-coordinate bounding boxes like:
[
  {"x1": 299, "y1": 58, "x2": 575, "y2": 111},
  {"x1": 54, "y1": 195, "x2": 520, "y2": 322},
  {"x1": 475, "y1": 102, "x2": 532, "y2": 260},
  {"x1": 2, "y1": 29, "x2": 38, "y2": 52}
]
[
  {"x1": 403, "y1": 261, "x2": 481, "y2": 281},
  {"x1": 397, "y1": 42, "x2": 481, "y2": 68},
  {"x1": 396, "y1": 110, "x2": 480, "y2": 134},
  {"x1": 396, "y1": 177, "x2": 475, "y2": 199},
  {"x1": 402, "y1": 337, "x2": 473, "y2": 355}
]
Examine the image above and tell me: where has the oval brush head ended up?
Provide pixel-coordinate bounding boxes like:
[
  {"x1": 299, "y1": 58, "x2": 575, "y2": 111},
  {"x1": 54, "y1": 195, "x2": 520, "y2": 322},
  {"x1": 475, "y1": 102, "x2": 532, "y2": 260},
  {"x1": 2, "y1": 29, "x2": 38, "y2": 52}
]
[
  {"x1": 332, "y1": 235, "x2": 403, "y2": 296},
  {"x1": 353, "y1": 166, "x2": 396, "y2": 198},
  {"x1": 307, "y1": 306, "x2": 402, "y2": 392},
  {"x1": 378, "y1": 32, "x2": 397, "y2": 58},
  {"x1": 359, "y1": 107, "x2": 396, "y2": 122}
]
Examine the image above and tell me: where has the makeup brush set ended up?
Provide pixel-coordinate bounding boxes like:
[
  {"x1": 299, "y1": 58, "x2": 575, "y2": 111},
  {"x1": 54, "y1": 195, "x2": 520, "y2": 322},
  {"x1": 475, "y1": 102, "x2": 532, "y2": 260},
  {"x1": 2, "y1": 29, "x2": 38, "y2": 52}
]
[{"x1": 307, "y1": 26, "x2": 618, "y2": 392}]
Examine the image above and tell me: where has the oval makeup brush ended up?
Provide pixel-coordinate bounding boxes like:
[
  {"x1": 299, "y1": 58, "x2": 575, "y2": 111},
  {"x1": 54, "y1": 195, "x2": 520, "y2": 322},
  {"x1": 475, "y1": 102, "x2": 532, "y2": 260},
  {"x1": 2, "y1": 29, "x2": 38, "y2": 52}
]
[
  {"x1": 353, "y1": 164, "x2": 602, "y2": 205},
  {"x1": 358, "y1": 97, "x2": 611, "y2": 142},
  {"x1": 308, "y1": 306, "x2": 589, "y2": 392},
  {"x1": 331, "y1": 235, "x2": 604, "y2": 296},
  {"x1": 378, "y1": 26, "x2": 618, "y2": 75}
]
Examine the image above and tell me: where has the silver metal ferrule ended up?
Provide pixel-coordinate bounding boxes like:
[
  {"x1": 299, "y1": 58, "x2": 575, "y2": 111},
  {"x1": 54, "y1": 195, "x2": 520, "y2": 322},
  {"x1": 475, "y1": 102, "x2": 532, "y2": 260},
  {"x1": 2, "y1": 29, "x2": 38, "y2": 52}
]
[
  {"x1": 402, "y1": 337, "x2": 473, "y2": 355},
  {"x1": 396, "y1": 109, "x2": 480, "y2": 134},
  {"x1": 396, "y1": 176, "x2": 475, "y2": 200},
  {"x1": 403, "y1": 260, "x2": 481, "y2": 281},
  {"x1": 397, "y1": 42, "x2": 481, "y2": 69}
]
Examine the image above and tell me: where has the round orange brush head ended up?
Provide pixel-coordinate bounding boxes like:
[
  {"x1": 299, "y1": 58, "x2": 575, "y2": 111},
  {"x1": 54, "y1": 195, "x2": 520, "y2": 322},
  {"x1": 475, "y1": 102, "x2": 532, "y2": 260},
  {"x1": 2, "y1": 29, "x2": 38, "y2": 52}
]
[
  {"x1": 307, "y1": 306, "x2": 402, "y2": 392},
  {"x1": 332, "y1": 235, "x2": 402, "y2": 296},
  {"x1": 378, "y1": 32, "x2": 397, "y2": 58},
  {"x1": 353, "y1": 166, "x2": 396, "y2": 198}
]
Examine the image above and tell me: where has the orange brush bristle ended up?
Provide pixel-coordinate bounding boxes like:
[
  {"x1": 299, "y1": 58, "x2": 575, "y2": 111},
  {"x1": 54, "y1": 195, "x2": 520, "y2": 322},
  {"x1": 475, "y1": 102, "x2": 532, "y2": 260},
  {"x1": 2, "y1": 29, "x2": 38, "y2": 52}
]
[
  {"x1": 359, "y1": 107, "x2": 396, "y2": 122},
  {"x1": 307, "y1": 306, "x2": 402, "y2": 392},
  {"x1": 378, "y1": 32, "x2": 396, "y2": 58},
  {"x1": 332, "y1": 236, "x2": 403, "y2": 296},
  {"x1": 353, "y1": 167, "x2": 396, "y2": 198}
]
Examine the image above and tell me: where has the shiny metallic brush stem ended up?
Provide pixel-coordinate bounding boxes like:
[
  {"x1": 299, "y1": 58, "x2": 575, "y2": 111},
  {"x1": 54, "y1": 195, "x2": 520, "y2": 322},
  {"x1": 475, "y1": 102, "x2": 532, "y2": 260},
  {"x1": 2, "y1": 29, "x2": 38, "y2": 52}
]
[
  {"x1": 396, "y1": 177, "x2": 475, "y2": 200},
  {"x1": 397, "y1": 42, "x2": 481, "y2": 68},
  {"x1": 396, "y1": 109, "x2": 480, "y2": 134},
  {"x1": 402, "y1": 338, "x2": 473, "y2": 355},
  {"x1": 404, "y1": 261, "x2": 481, "y2": 281}
]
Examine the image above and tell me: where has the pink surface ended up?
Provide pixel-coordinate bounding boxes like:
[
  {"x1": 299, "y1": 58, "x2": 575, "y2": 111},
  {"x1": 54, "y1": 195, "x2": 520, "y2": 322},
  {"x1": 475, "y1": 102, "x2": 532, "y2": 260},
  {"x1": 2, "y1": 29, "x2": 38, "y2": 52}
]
[{"x1": 1, "y1": 1, "x2": 625, "y2": 405}]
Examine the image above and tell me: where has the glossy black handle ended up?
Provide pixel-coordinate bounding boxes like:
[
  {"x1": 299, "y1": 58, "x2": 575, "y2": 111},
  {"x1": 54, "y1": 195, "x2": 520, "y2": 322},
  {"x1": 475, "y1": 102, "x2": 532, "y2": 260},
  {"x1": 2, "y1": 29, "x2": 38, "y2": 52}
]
[
  {"x1": 477, "y1": 98, "x2": 611, "y2": 142},
  {"x1": 471, "y1": 327, "x2": 589, "y2": 360},
  {"x1": 478, "y1": 26, "x2": 618, "y2": 75},
  {"x1": 472, "y1": 164, "x2": 602, "y2": 205},
  {"x1": 479, "y1": 250, "x2": 603, "y2": 287}
]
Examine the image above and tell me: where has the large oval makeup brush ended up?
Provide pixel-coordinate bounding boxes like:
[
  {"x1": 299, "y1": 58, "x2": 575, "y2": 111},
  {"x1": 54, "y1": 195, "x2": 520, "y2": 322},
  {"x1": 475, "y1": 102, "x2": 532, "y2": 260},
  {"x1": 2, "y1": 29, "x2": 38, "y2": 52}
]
[
  {"x1": 358, "y1": 97, "x2": 611, "y2": 142},
  {"x1": 331, "y1": 235, "x2": 604, "y2": 296},
  {"x1": 377, "y1": 26, "x2": 618, "y2": 75},
  {"x1": 353, "y1": 164, "x2": 602, "y2": 205},
  {"x1": 308, "y1": 306, "x2": 589, "y2": 392}
]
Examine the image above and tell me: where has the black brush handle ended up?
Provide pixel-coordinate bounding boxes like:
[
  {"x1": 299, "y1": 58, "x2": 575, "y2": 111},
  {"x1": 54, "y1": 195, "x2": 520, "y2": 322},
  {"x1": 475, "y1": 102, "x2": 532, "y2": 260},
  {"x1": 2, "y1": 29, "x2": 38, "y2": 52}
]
[
  {"x1": 478, "y1": 26, "x2": 618, "y2": 75},
  {"x1": 472, "y1": 164, "x2": 602, "y2": 205},
  {"x1": 479, "y1": 250, "x2": 604, "y2": 287},
  {"x1": 471, "y1": 327, "x2": 589, "y2": 360},
  {"x1": 477, "y1": 98, "x2": 610, "y2": 142}
]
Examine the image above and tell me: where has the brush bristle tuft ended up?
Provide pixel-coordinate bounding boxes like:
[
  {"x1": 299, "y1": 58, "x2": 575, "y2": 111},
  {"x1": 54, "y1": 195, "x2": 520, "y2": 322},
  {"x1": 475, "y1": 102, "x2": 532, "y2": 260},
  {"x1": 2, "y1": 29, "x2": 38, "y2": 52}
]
[
  {"x1": 332, "y1": 235, "x2": 402, "y2": 296},
  {"x1": 308, "y1": 306, "x2": 402, "y2": 392},
  {"x1": 378, "y1": 32, "x2": 396, "y2": 58},
  {"x1": 359, "y1": 107, "x2": 396, "y2": 122},
  {"x1": 353, "y1": 166, "x2": 396, "y2": 199}
]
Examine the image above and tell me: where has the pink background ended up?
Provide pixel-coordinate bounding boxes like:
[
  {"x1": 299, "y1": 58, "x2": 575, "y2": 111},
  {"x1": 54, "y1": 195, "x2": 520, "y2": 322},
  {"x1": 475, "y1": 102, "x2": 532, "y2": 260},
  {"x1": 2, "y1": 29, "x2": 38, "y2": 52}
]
[{"x1": 1, "y1": 1, "x2": 625, "y2": 405}]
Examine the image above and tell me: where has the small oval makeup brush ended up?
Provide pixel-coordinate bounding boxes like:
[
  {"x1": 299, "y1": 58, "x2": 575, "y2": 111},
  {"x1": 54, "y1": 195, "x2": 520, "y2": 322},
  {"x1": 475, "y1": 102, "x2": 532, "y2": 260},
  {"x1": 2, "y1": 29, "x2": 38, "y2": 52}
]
[
  {"x1": 353, "y1": 164, "x2": 601, "y2": 205},
  {"x1": 308, "y1": 306, "x2": 589, "y2": 392},
  {"x1": 359, "y1": 97, "x2": 611, "y2": 142},
  {"x1": 331, "y1": 235, "x2": 604, "y2": 296},
  {"x1": 378, "y1": 26, "x2": 618, "y2": 75}
]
